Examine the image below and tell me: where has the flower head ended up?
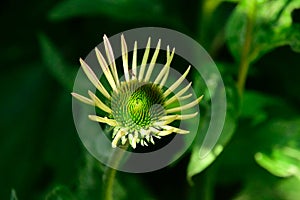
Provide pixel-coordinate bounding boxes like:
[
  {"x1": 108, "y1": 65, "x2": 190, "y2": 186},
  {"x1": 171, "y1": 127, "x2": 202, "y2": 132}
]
[{"x1": 72, "y1": 34, "x2": 203, "y2": 149}]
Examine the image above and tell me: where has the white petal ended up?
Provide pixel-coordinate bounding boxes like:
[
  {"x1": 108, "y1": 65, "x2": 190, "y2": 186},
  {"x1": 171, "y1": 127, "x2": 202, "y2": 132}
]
[
  {"x1": 112, "y1": 130, "x2": 122, "y2": 148},
  {"x1": 121, "y1": 136, "x2": 127, "y2": 145},
  {"x1": 160, "y1": 47, "x2": 175, "y2": 87},
  {"x1": 71, "y1": 92, "x2": 94, "y2": 105},
  {"x1": 132, "y1": 41, "x2": 138, "y2": 80},
  {"x1": 88, "y1": 90, "x2": 111, "y2": 113},
  {"x1": 121, "y1": 34, "x2": 130, "y2": 81},
  {"x1": 159, "y1": 65, "x2": 170, "y2": 88},
  {"x1": 154, "y1": 115, "x2": 178, "y2": 126},
  {"x1": 178, "y1": 93, "x2": 192, "y2": 101},
  {"x1": 79, "y1": 58, "x2": 111, "y2": 99},
  {"x1": 149, "y1": 127, "x2": 159, "y2": 134},
  {"x1": 103, "y1": 34, "x2": 120, "y2": 86},
  {"x1": 164, "y1": 82, "x2": 192, "y2": 106},
  {"x1": 88, "y1": 115, "x2": 117, "y2": 126},
  {"x1": 95, "y1": 47, "x2": 116, "y2": 90},
  {"x1": 157, "y1": 129, "x2": 174, "y2": 136},
  {"x1": 145, "y1": 134, "x2": 150, "y2": 142},
  {"x1": 144, "y1": 39, "x2": 161, "y2": 82},
  {"x1": 161, "y1": 125, "x2": 189, "y2": 134},
  {"x1": 131, "y1": 132, "x2": 138, "y2": 149},
  {"x1": 144, "y1": 140, "x2": 148, "y2": 146},
  {"x1": 150, "y1": 136, "x2": 155, "y2": 144},
  {"x1": 128, "y1": 133, "x2": 134, "y2": 145},
  {"x1": 154, "y1": 46, "x2": 175, "y2": 85},
  {"x1": 163, "y1": 65, "x2": 191, "y2": 98},
  {"x1": 166, "y1": 95, "x2": 203, "y2": 113},
  {"x1": 138, "y1": 37, "x2": 151, "y2": 81}
]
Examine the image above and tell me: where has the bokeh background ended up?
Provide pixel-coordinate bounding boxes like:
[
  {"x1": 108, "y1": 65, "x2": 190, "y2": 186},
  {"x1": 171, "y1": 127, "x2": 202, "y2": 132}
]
[{"x1": 1, "y1": 0, "x2": 300, "y2": 199}]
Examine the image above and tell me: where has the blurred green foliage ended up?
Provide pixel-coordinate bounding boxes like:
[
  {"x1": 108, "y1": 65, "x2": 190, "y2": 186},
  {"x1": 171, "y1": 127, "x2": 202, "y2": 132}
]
[{"x1": 1, "y1": 0, "x2": 300, "y2": 199}]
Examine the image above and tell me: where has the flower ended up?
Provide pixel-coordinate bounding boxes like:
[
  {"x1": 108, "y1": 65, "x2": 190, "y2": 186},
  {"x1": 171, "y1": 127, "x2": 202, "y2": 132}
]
[{"x1": 72, "y1": 34, "x2": 203, "y2": 149}]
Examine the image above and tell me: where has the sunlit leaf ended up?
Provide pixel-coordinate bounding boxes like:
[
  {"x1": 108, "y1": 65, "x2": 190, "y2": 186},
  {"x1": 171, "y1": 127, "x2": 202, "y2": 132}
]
[
  {"x1": 187, "y1": 75, "x2": 239, "y2": 183},
  {"x1": 254, "y1": 118, "x2": 300, "y2": 179},
  {"x1": 226, "y1": 0, "x2": 300, "y2": 63}
]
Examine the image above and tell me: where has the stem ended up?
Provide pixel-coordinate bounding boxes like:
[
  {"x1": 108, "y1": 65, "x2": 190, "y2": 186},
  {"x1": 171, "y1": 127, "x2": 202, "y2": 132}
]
[
  {"x1": 237, "y1": 2, "x2": 256, "y2": 96},
  {"x1": 103, "y1": 143, "x2": 129, "y2": 200},
  {"x1": 203, "y1": 168, "x2": 215, "y2": 200}
]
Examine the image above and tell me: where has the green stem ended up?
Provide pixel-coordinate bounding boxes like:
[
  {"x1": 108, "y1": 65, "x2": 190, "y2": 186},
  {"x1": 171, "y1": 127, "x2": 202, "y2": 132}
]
[
  {"x1": 237, "y1": 2, "x2": 256, "y2": 96},
  {"x1": 103, "y1": 143, "x2": 129, "y2": 200}
]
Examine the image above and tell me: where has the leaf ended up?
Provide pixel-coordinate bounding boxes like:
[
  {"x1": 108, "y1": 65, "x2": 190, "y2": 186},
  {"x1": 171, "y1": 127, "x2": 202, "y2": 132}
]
[
  {"x1": 254, "y1": 118, "x2": 300, "y2": 179},
  {"x1": 233, "y1": 176, "x2": 300, "y2": 200},
  {"x1": 45, "y1": 186, "x2": 75, "y2": 200},
  {"x1": 187, "y1": 74, "x2": 239, "y2": 183},
  {"x1": 38, "y1": 33, "x2": 77, "y2": 91},
  {"x1": 48, "y1": 0, "x2": 164, "y2": 22},
  {"x1": 226, "y1": 0, "x2": 300, "y2": 63},
  {"x1": 10, "y1": 189, "x2": 18, "y2": 200},
  {"x1": 241, "y1": 91, "x2": 284, "y2": 125}
]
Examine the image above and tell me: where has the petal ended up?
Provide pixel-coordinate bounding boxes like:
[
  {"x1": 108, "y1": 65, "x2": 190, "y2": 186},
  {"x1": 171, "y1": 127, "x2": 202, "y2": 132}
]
[
  {"x1": 153, "y1": 115, "x2": 178, "y2": 126},
  {"x1": 144, "y1": 39, "x2": 161, "y2": 82},
  {"x1": 163, "y1": 65, "x2": 191, "y2": 98},
  {"x1": 132, "y1": 41, "x2": 138, "y2": 80},
  {"x1": 71, "y1": 92, "x2": 94, "y2": 105},
  {"x1": 149, "y1": 127, "x2": 159, "y2": 134},
  {"x1": 160, "y1": 112, "x2": 198, "y2": 121},
  {"x1": 159, "y1": 65, "x2": 170, "y2": 88},
  {"x1": 164, "y1": 82, "x2": 192, "y2": 106},
  {"x1": 131, "y1": 131, "x2": 139, "y2": 149},
  {"x1": 103, "y1": 34, "x2": 120, "y2": 86},
  {"x1": 166, "y1": 95, "x2": 204, "y2": 113},
  {"x1": 88, "y1": 90, "x2": 112, "y2": 114},
  {"x1": 121, "y1": 136, "x2": 127, "y2": 145},
  {"x1": 178, "y1": 93, "x2": 192, "y2": 101},
  {"x1": 95, "y1": 47, "x2": 116, "y2": 90},
  {"x1": 155, "y1": 112, "x2": 198, "y2": 126},
  {"x1": 112, "y1": 130, "x2": 123, "y2": 148},
  {"x1": 154, "y1": 46, "x2": 175, "y2": 85},
  {"x1": 79, "y1": 58, "x2": 111, "y2": 99},
  {"x1": 138, "y1": 37, "x2": 151, "y2": 81},
  {"x1": 121, "y1": 34, "x2": 130, "y2": 81},
  {"x1": 157, "y1": 129, "x2": 174, "y2": 136},
  {"x1": 88, "y1": 115, "x2": 117, "y2": 126},
  {"x1": 161, "y1": 125, "x2": 189, "y2": 134},
  {"x1": 150, "y1": 136, "x2": 155, "y2": 144}
]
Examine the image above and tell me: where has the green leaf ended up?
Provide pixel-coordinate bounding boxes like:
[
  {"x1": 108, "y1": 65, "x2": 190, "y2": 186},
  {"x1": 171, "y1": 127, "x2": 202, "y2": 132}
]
[
  {"x1": 254, "y1": 118, "x2": 300, "y2": 179},
  {"x1": 187, "y1": 75, "x2": 239, "y2": 183},
  {"x1": 241, "y1": 91, "x2": 285, "y2": 125},
  {"x1": 48, "y1": 0, "x2": 164, "y2": 22},
  {"x1": 38, "y1": 34, "x2": 77, "y2": 91},
  {"x1": 45, "y1": 186, "x2": 75, "y2": 200},
  {"x1": 234, "y1": 176, "x2": 300, "y2": 200},
  {"x1": 226, "y1": 0, "x2": 300, "y2": 63},
  {"x1": 10, "y1": 189, "x2": 18, "y2": 200}
]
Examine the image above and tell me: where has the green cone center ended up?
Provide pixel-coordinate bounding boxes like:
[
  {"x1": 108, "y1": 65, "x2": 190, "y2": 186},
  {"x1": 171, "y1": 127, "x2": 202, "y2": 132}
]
[{"x1": 111, "y1": 80, "x2": 165, "y2": 130}]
